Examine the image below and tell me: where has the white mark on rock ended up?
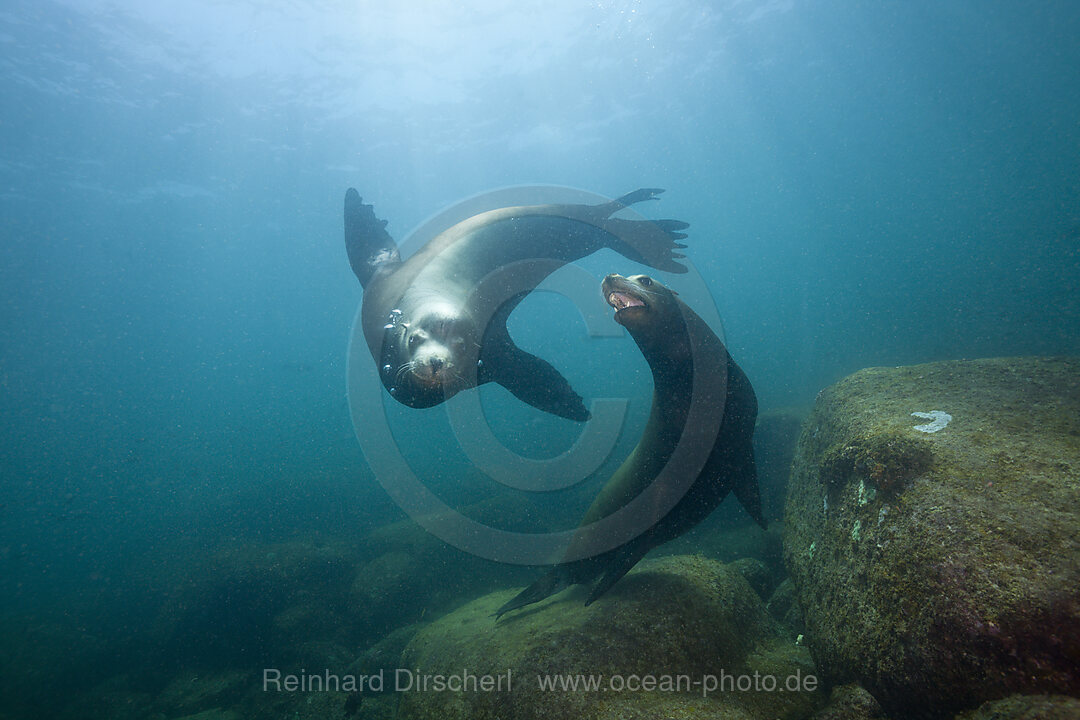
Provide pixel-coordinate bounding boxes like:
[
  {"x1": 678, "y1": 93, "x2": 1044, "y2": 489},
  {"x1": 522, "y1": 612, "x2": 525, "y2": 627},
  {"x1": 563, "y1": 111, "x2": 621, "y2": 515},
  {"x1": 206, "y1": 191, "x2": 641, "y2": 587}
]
[
  {"x1": 858, "y1": 478, "x2": 877, "y2": 506},
  {"x1": 911, "y1": 410, "x2": 952, "y2": 433}
]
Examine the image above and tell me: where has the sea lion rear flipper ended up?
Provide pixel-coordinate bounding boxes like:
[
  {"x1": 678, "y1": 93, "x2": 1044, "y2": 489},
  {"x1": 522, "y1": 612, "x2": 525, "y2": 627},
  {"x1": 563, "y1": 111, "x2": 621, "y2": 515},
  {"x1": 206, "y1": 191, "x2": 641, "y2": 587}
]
[
  {"x1": 494, "y1": 567, "x2": 573, "y2": 620},
  {"x1": 588, "y1": 189, "x2": 690, "y2": 274},
  {"x1": 344, "y1": 188, "x2": 401, "y2": 288},
  {"x1": 584, "y1": 543, "x2": 649, "y2": 606},
  {"x1": 602, "y1": 217, "x2": 690, "y2": 274},
  {"x1": 731, "y1": 448, "x2": 768, "y2": 530}
]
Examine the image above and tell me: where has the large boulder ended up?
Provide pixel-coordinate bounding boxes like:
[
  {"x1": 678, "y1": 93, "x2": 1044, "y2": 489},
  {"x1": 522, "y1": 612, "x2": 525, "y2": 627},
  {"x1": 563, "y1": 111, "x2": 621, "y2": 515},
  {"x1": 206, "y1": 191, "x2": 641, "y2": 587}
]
[
  {"x1": 784, "y1": 357, "x2": 1080, "y2": 718},
  {"x1": 396, "y1": 555, "x2": 824, "y2": 720},
  {"x1": 158, "y1": 536, "x2": 364, "y2": 669},
  {"x1": 159, "y1": 509, "x2": 537, "y2": 672},
  {"x1": 349, "y1": 517, "x2": 533, "y2": 640},
  {"x1": 953, "y1": 693, "x2": 1080, "y2": 719}
]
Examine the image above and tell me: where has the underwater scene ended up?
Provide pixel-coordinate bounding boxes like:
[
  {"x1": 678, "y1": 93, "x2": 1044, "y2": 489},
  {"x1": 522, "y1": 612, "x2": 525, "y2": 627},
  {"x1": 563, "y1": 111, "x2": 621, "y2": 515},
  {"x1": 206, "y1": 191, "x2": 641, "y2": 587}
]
[{"x1": 2, "y1": 1, "x2": 1079, "y2": 719}]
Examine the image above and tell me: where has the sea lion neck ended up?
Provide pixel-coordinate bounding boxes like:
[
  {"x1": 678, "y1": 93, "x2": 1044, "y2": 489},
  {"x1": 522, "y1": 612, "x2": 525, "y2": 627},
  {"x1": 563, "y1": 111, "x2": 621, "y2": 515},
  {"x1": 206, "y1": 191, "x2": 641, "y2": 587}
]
[
  {"x1": 627, "y1": 292, "x2": 706, "y2": 363},
  {"x1": 627, "y1": 317, "x2": 691, "y2": 382}
]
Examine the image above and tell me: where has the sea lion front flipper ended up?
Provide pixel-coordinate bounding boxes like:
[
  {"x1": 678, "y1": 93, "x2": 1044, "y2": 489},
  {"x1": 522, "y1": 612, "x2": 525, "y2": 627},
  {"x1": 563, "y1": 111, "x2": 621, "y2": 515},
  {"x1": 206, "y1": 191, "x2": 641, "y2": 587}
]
[
  {"x1": 344, "y1": 188, "x2": 401, "y2": 289},
  {"x1": 480, "y1": 338, "x2": 590, "y2": 422},
  {"x1": 479, "y1": 298, "x2": 590, "y2": 422}
]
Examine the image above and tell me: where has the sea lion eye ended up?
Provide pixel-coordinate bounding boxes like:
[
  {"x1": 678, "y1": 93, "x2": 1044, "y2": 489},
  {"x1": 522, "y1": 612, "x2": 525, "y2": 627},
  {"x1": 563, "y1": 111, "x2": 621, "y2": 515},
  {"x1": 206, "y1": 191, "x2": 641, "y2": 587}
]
[{"x1": 639, "y1": 276, "x2": 653, "y2": 287}]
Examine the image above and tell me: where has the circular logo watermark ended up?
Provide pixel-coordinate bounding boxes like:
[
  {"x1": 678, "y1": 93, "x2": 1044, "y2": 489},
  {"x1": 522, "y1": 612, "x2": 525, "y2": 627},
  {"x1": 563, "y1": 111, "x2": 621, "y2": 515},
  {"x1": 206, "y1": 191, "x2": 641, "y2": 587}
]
[{"x1": 345, "y1": 186, "x2": 729, "y2": 565}]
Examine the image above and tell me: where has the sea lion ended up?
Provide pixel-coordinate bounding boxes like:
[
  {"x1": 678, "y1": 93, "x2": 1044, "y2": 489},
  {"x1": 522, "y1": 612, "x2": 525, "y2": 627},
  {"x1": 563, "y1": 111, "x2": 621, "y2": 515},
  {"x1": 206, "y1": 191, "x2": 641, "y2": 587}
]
[
  {"x1": 344, "y1": 188, "x2": 690, "y2": 420},
  {"x1": 495, "y1": 273, "x2": 766, "y2": 618}
]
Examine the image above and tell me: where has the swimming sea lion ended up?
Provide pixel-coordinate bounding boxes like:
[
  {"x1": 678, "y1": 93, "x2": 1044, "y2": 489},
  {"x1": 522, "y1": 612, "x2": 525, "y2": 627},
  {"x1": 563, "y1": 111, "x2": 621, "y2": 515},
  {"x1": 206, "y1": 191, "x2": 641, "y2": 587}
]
[
  {"x1": 344, "y1": 189, "x2": 690, "y2": 420},
  {"x1": 495, "y1": 273, "x2": 765, "y2": 618}
]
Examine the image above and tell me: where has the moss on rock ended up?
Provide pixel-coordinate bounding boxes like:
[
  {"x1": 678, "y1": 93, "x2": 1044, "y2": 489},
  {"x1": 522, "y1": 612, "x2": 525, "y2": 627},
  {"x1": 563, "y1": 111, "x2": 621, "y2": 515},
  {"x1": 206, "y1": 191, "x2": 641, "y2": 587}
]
[
  {"x1": 784, "y1": 357, "x2": 1080, "y2": 719},
  {"x1": 396, "y1": 555, "x2": 824, "y2": 720},
  {"x1": 809, "y1": 683, "x2": 885, "y2": 720},
  {"x1": 953, "y1": 693, "x2": 1080, "y2": 719}
]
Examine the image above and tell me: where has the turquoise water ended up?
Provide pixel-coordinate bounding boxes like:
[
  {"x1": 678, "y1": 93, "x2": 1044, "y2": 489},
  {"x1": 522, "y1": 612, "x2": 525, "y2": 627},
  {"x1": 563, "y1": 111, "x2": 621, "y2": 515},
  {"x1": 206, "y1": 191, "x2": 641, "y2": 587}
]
[{"x1": 1, "y1": 1, "x2": 1078, "y2": 717}]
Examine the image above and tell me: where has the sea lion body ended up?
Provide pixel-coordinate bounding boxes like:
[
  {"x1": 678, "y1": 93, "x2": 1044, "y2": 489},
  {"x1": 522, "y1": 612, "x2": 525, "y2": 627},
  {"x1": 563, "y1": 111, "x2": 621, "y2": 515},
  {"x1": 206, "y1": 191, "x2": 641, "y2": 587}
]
[
  {"x1": 495, "y1": 274, "x2": 765, "y2": 617},
  {"x1": 345, "y1": 189, "x2": 691, "y2": 419}
]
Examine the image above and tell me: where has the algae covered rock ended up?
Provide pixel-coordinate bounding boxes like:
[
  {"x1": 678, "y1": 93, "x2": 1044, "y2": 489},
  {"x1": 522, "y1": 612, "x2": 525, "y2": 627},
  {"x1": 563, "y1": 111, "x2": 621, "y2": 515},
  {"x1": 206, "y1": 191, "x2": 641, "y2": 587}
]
[
  {"x1": 160, "y1": 514, "x2": 534, "y2": 672},
  {"x1": 396, "y1": 555, "x2": 823, "y2": 720},
  {"x1": 766, "y1": 578, "x2": 805, "y2": 638},
  {"x1": 350, "y1": 517, "x2": 534, "y2": 638},
  {"x1": 953, "y1": 693, "x2": 1080, "y2": 719},
  {"x1": 784, "y1": 357, "x2": 1080, "y2": 718},
  {"x1": 160, "y1": 536, "x2": 363, "y2": 668},
  {"x1": 810, "y1": 683, "x2": 885, "y2": 719}
]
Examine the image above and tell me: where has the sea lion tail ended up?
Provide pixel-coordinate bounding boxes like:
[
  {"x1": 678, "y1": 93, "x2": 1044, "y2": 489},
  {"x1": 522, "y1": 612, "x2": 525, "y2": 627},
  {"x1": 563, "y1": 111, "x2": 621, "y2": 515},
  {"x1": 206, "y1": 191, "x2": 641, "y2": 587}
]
[
  {"x1": 493, "y1": 567, "x2": 573, "y2": 620},
  {"x1": 344, "y1": 188, "x2": 400, "y2": 288}
]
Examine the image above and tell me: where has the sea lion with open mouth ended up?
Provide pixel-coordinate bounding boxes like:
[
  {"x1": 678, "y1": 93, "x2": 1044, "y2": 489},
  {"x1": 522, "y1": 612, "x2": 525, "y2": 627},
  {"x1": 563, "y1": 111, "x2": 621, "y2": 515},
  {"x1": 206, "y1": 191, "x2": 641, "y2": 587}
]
[
  {"x1": 344, "y1": 189, "x2": 690, "y2": 420},
  {"x1": 495, "y1": 273, "x2": 765, "y2": 618}
]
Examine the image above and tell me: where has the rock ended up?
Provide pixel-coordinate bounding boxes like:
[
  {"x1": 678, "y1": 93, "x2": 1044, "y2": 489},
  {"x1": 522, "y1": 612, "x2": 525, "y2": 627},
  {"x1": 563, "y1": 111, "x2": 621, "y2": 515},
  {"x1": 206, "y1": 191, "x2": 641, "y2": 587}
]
[
  {"x1": 347, "y1": 622, "x2": 423, "y2": 693},
  {"x1": 0, "y1": 614, "x2": 121, "y2": 719},
  {"x1": 65, "y1": 674, "x2": 156, "y2": 720},
  {"x1": 160, "y1": 514, "x2": 534, "y2": 672},
  {"x1": 171, "y1": 710, "x2": 240, "y2": 720},
  {"x1": 766, "y1": 578, "x2": 805, "y2": 638},
  {"x1": 784, "y1": 357, "x2": 1080, "y2": 719},
  {"x1": 810, "y1": 683, "x2": 885, "y2": 719},
  {"x1": 159, "y1": 536, "x2": 362, "y2": 669},
  {"x1": 343, "y1": 625, "x2": 424, "y2": 720},
  {"x1": 350, "y1": 519, "x2": 533, "y2": 638},
  {"x1": 731, "y1": 556, "x2": 775, "y2": 599},
  {"x1": 662, "y1": 518, "x2": 782, "y2": 570},
  {"x1": 155, "y1": 671, "x2": 249, "y2": 716},
  {"x1": 396, "y1": 555, "x2": 824, "y2": 720},
  {"x1": 953, "y1": 693, "x2": 1080, "y2": 719}
]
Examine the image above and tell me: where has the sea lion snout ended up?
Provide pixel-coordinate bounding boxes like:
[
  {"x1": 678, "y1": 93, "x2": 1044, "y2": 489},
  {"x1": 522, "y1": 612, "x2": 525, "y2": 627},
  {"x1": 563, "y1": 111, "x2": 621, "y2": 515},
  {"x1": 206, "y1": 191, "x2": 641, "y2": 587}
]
[
  {"x1": 400, "y1": 310, "x2": 473, "y2": 388},
  {"x1": 408, "y1": 337, "x2": 457, "y2": 385},
  {"x1": 602, "y1": 274, "x2": 651, "y2": 321}
]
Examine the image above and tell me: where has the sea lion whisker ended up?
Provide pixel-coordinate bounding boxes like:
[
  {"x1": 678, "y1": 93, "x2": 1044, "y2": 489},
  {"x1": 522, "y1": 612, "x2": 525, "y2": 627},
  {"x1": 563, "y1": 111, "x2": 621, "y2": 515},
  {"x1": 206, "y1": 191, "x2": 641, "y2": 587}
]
[
  {"x1": 395, "y1": 361, "x2": 417, "y2": 383},
  {"x1": 632, "y1": 286, "x2": 663, "y2": 300}
]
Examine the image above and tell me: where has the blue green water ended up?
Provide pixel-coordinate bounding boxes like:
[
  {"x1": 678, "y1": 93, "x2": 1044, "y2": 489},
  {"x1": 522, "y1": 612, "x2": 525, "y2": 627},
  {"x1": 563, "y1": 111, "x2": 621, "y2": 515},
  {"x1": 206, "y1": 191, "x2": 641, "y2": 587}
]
[{"x1": 1, "y1": 1, "x2": 1078, "y2": 716}]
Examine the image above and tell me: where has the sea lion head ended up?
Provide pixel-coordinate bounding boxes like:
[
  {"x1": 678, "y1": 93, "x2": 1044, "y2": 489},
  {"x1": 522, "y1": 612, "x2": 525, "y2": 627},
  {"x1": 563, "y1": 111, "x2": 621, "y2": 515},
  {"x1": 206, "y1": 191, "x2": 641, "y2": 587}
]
[
  {"x1": 377, "y1": 299, "x2": 478, "y2": 407},
  {"x1": 602, "y1": 273, "x2": 680, "y2": 327},
  {"x1": 602, "y1": 273, "x2": 690, "y2": 360}
]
